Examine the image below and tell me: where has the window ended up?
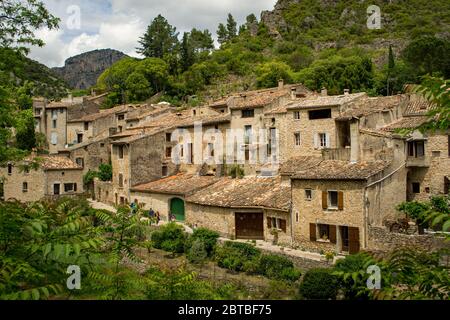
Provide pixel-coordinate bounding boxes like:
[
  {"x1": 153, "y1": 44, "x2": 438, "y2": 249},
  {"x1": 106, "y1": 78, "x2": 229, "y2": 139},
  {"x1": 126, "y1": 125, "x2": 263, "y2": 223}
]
[
  {"x1": 308, "y1": 109, "x2": 332, "y2": 120},
  {"x1": 118, "y1": 146, "x2": 124, "y2": 159},
  {"x1": 162, "y1": 165, "x2": 168, "y2": 177},
  {"x1": 75, "y1": 158, "x2": 84, "y2": 167},
  {"x1": 77, "y1": 133, "x2": 83, "y2": 144},
  {"x1": 408, "y1": 141, "x2": 425, "y2": 157},
  {"x1": 432, "y1": 151, "x2": 441, "y2": 158},
  {"x1": 84, "y1": 122, "x2": 89, "y2": 130},
  {"x1": 293, "y1": 111, "x2": 300, "y2": 120},
  {"x1": 295, "y1": 212, "x2": 299, "y2": 222},
  {"x1": 118, "y1": 174, "x2": 124, "y2": 188},
  {"x1": 322, "y1": 190, "x2": 344, "y2": 210},
  {"x1": 294, "y1": 132, "x2": 301, "y2": 146},
  {"x1": 100, "y1": 143, "x2": 105, "y2": 148},
  {"x1": 64, "y1": 183, "x2": 77, "y2": 193},
  {"x1": 51, "y1": 109, "x2": 58, "y2": 119},
  {"x1": 24, "y1": 167, "x2": 29, "y2": 174},
  {"x1": 319, "y1": 133, "x2": 328, "y2": 148},
  {"x1": 22, "y1": 182, "x2": 28, "y2": 193},
  {"x1": 166, "y1": 133, "x2": 172, "y2": 142},
  {"x1": 7, "y1": 164, "x2": 12, "y2": 175},
  {"x1": 118, "y1": 126, "x2": 123, "y2": 133},
  {"x1": 328, "y1": 191, "x2": 338, "y2": 208},
  {"x1": 241, "y1": 109, "x2": 254, "y2": 118},
  {"x1": 244, "y1": 125, "x2": 252, "y2": 144},
  {"x1": 51, "y1": 132, "x2": 58, "y2": 145},
  {"x1": 268, "y1": 217, "x2": 287, "y2": 232},
  {"x1": 305, "y1": 189, "x2": 312, "y2": 200},
  {"x1": 52, "y1": 119, "x2": 57, "y2": 129},
  {"x1": 412, "y1": 182, "x2": 420, "y2": 194},
  {"x1": 118, "y1": 114, "x2": 125, "y2": 121},
  {"x1": 166, "y1": 147, "x2": 172, "y2": 158},
  {"x1": 318, "y1": 224, "x2": 330, "y2": 241}
]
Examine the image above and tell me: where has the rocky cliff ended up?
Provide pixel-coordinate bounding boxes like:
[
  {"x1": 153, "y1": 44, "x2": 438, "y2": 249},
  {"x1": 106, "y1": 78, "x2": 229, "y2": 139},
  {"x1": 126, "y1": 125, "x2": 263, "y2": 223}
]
[{"x1": 52, "y1": 49, "x2": 127, "y2": 90}]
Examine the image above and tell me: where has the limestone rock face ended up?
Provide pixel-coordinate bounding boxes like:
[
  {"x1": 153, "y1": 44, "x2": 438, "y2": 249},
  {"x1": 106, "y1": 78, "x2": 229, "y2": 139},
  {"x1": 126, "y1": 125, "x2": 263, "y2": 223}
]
[
  {"x1": 52, "y1": 49, "x2": 128, "y2": 90},
  {"x1": 260, "y1": 0, "x2": 299, "y2": 39}
]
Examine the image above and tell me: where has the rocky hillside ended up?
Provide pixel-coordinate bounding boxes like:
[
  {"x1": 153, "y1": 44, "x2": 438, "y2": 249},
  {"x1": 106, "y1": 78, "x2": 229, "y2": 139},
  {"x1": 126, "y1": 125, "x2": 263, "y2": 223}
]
[{"x1": 52, "y1": 49, "x2": 128, "y2": 90}]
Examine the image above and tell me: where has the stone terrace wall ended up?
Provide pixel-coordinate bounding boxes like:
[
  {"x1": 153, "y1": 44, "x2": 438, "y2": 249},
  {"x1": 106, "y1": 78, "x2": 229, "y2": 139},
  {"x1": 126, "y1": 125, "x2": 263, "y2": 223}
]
[{"x1": 368, "y1": 226, "x2": 448, "y2": 252}]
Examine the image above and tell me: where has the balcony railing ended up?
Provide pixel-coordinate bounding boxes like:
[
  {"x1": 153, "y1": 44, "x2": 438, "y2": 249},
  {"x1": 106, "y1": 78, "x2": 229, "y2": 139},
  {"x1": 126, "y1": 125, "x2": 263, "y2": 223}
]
[{"x1": 406, "y1": 156, "x2": 430, "y2": 167}]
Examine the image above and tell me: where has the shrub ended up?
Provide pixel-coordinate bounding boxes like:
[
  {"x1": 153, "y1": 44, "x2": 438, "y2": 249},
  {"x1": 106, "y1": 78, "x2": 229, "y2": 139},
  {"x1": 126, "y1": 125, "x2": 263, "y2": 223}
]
[
  {"x1": 280, "y1": 268, "x2": 302, "y2": 282},
  {"x1": 151, "y1": 223, "x2": 186, "y2": 254},
  {"x1": 215, "y1": 241, "x2": 261, "y2": 272},
  {"x1": 299, "y1": 268, "x2": 338, "y2": 300},
  {"x1": 185, "y1": 228, "x2": 219, "y2": 257},
  {"x1": 257, "y1": 254, "x2": 301, "y2": 282},
  {"x1": 186, "y1": 239, "x2": 208, "y2": 265}
]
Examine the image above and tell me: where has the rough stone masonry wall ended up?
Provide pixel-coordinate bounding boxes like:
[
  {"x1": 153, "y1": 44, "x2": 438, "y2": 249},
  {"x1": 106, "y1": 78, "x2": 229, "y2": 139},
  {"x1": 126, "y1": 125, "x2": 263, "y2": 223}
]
[
  {"x1": 0, "y1": 166, "x2": 46, "y2": 202},
  {"x1": 368, "y1": 226, "x2": 448, "y2": 252}
]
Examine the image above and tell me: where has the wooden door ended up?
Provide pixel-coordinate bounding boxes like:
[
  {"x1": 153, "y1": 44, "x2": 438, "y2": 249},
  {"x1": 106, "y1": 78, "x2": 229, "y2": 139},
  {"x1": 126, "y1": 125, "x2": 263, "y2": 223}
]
[{"x1": 235, "y1": 212, "x2": 264, "y2": 240}]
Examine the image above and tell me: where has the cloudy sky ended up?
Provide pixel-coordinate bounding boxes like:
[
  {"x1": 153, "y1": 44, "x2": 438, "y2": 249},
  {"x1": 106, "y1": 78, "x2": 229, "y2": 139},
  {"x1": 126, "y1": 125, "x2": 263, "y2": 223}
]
[{"x1": 29, "y1": 0, "x2": 277, "y2": 68}]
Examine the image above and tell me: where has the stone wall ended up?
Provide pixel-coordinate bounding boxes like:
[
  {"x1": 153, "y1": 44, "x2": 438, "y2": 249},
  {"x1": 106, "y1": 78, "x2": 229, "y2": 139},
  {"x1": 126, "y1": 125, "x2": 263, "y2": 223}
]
[
  {"x1": 0, "y1": 166, "x2": 46, "y2": 202},
  {"x1": 129, "y1": 191, "x2": 173, "y2": 222},
  {"x1": 186, "y1": 203, "x2": 235, "y2": 238},
  {"x1": 368, "y1": 226, "x2": 448, "y2": 252},
  {"x1": 68, "y1": 138, "x2": 111, "y2": 176},
  {"x1": 94, "y1": 179, "x2": 114, "y2": 205}
]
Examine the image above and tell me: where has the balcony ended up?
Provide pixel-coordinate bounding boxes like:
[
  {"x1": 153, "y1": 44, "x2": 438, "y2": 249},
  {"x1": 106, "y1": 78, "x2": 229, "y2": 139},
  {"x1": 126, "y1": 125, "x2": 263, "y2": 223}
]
[
  {"x1": 322, "y1": 148, "x2": 351, "y2": 161},
  {"x1": 406, "y1": 156, "x2": 430, "y2": 168}
]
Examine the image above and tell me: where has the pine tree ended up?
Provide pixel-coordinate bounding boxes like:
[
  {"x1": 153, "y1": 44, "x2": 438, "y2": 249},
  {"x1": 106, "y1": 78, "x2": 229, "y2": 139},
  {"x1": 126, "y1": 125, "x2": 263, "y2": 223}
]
[
  {"x1": 226, "y1": 13, "x2": 237, "y2": 40},
  {"x1": 180, "y1": 32, "x2": 194, "y2": 72},
  {"x1": 217, "y1": 23, "x2": 228, "y2": 45},
  {"x1": 137, "y1": 14, "x2": 179, "y2": 58}
]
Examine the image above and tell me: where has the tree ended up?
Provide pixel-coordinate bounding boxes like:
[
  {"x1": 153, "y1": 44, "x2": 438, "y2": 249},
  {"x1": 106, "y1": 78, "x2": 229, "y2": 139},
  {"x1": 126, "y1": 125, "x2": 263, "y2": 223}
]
[
  {"x1": 137, "y1": 15, "x2": 179, "y2": 58},
  {"x1": 15, "y1": 109, "x2": 36, "y2": 151},
  {"x1": 402, "y1": 36, "x2": 450, "y2": 78},
  {"x1": 217, "y1": 23, "x2": 228, "y2": 45},
  {"x1": 125, "y1": 72, "x2": 152, "y2": 102},
  {"x1": 0, "y1": 0, "x2": 60, "y2": 53},
  {"x1": 413, "y1": 76, "x2": 450, "y2": 132},
  {"x1": 386, "y1": 45, "x2": 396, "y2": 96},
  {"x1": 256, "y1": 61, "x2": 294, "y2": 88},
  {"x1": 226, "y1": 14, "x2": 237, "y2": 40},
  {"x1": 180, "y1": 32, "x2": 195, "y2": 72}
]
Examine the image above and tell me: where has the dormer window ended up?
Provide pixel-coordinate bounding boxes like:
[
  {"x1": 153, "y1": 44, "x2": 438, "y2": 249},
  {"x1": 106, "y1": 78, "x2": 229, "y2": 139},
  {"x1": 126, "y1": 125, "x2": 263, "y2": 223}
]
[{"x1": 242, "y1": 109, "x2": 254, "y2": 118}]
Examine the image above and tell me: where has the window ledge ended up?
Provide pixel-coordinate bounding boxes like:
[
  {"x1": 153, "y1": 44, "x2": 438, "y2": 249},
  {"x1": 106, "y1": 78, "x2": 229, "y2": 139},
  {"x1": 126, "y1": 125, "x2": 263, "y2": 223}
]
[
  {"x1": 316, "y1": 239, "x2": 330, "y2": 243},
  {"x1": 326, "y1": 207, "x2": 339, "y2": 212}
]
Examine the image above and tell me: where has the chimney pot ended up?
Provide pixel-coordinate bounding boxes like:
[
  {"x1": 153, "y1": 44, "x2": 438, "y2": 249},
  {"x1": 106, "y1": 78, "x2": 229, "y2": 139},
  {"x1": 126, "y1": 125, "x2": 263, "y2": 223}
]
[
  {"x1": 344, "y1": 89, "x2": 350, "y2": 95},
  {"x1": 278, "y1": 79, "x2": 284, "y2": 90},
  {"x1": 321, "y1": 88, "x2": 328, "y2": 96}
]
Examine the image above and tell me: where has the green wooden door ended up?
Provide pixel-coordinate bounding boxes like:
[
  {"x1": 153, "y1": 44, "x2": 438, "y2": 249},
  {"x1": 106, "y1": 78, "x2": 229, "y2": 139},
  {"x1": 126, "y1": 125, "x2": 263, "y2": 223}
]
[{"x1": 170, "y1": 198, "x2": 185, "y2": 221}]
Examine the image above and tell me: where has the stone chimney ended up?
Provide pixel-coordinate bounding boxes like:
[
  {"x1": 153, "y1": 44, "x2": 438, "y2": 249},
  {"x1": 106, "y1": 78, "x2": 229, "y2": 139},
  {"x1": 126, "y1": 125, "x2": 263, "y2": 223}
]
[
  {"x1": 278, "y1": 79, "x2": 284, "y2": 90},
  {"x1": 321, "y1": 87, "x2": 328, "y2": 96},
  {"x1": 344, "y1": 89, "x2": 350, "y2": 95},
  {"x1": 290, "y1": 87, "x2": 296, "y2": 99}
]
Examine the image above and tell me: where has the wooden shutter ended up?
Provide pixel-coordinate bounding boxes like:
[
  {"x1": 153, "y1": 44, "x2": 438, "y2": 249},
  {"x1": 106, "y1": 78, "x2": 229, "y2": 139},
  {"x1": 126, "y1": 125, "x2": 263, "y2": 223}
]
[
  {"x1": 329, "y1": 225, "x2": 337, "y2": 244},
  {"x1": 267, "y1": 217, "x2": 272, "y2": 229},
  {"x1": 348, "y1": 227, "x2": 360, "y2": 254},
  {"x1": 322, "y1": 191, "x2": 328, "y2": 209},
  {"x1": 325, "y1": 133, "x2": 331, "y2": 148},
  {"x1": 309, "y1": 223, "x2": 316, "y2": 241},
  {"x1": 280, "y1": 219, "x2": 287, "y2": 233},
  {"x1": 338, "y1": 191, "x2": 344, "y2": 210}
]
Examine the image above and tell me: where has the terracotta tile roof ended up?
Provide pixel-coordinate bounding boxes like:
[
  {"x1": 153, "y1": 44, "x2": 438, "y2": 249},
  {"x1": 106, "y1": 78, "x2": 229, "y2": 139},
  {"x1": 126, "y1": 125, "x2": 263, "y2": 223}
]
[
  {"x1": 381, "y1": 116, "x2": 428, "y2": 132},
  {"x1": 279, "y1": 156, "x2": 323, "y2": 175},
  {"x1": 126, "y1": 105, "x2": 172, "y2": 121},
  {"x1": 186, "y1": 176, "x2": 290, "y2": 211},
  {"x1": 25, "y1": 155, "x2": 82, "y2": 170},
  {"x1": 131, "y1": 174, "x2": 220, "y2": 196},
  {"x1": 68, "y1": 104, "x2": 129, "y2": 122},
  {"x1": 286, "y1": 92, "x2": 367, "y2": 110},
  {"x1": 45, "y1": 101, "x2": 82, "y2": 109},
  {"x1": 404, "y1": 94, "x2": 434, "y2": 116},
  {"x1": 336, "y1": 95, "x2": 406, "y2": 120},
  {"x1": 291, "y1": 160, "x2": 390, "y2": 180},
  {"x1": 231, "y1": 88, "x2": 291, "y2": 110}
]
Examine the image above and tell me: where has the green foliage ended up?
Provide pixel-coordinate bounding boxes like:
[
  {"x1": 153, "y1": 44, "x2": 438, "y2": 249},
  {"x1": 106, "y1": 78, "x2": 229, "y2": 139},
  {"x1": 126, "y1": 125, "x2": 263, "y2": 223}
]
[
  {"x1": 0, "y1": 0, "x2": 60, "y2": 53},
  {"x1": 186, "y1": 239, "x2": 208, "y2": 265},
  {"x1": 151, "y1": 223, "x2": 186, "y2": 255},
  {"x1": 0, "y1": 198, "x2": 103, "y2": 299},
  {"x1": 83, "y1": 164, "x2": 112, "y2": 186},
  {"x1": 137, "y1": 14, "x2": 179, "y2": 58},
  {"x1": 228, "y1": 164, "x2": 244, "y2": 179},
  {"x1": 15, "y1": 109, "x2": 37, "y2": 151},
  {"x1": 215, "y1": 241, "x2": 261, "y2": 272},
  {"x1": 257, "y1": 254, "x2": 301, "y2": 282},
  {"x1": 256, "y1": 61, "x2": 294, "y2": 88},
  {"x1": 185, "y1": 228, "x2": 219, "y2": 257},
  {"x1": 299, "y1": 268, "x2": 339, "y2": 300}
]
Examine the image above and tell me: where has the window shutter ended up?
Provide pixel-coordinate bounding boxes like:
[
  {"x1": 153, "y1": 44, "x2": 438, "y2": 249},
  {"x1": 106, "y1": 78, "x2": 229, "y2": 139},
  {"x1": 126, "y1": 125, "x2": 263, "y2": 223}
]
[
  {"x1": 74, "y1": 183, "x2": 77, "y2": 192},
  {"x1": 267, "y1": 217, "x2": 272, "y2": 229},
  {"x1": 280, "y1": 219, "x2": 287, "y2": 233},
  {"x1": 322, "y1": 191, "x2": 328, "y2": 210},
  {"x1": 325, "y1": 133, "x2": 331, "y2": 148},
  {"x1": 348, "y1": 227, "x2": 360, "y2": 254},
  {"x1": 338, "y1": 191, "x2": 344, "y2": 210},
  {"x1": 329, "y1": 225, "x2": 337, "y2": 244},
  {"x1": 309, "y1": 223, "x2": 316, "y2": 241}
]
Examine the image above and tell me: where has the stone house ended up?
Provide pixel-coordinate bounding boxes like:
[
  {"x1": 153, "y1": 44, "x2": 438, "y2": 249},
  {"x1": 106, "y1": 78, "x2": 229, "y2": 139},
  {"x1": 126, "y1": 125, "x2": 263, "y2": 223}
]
[
  {"x1": 0, "y1": 155, "x2": 83, "y2": 202},
  {"x1": 33, "y1": 95, "x2": 100, "y2": 154},
  {"x1": 129, "y1": 173, "x2": 220, "y2": 221},
  {"x1": 185, "y1": 176, "x2": 291, "y2": 243}
]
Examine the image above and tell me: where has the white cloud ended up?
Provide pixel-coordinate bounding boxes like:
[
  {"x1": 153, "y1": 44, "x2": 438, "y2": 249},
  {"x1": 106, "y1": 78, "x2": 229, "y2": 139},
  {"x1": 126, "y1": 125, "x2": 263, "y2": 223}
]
[{"x1": 29, "y1": 0, "x2": 277, "y2": 67}]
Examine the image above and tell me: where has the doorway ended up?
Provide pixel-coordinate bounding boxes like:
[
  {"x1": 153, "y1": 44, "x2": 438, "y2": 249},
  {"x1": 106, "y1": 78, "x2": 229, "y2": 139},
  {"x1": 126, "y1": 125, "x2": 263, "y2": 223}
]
[
  {"x1": 340, "y1": 226, "x2": 349, "y2": 253},
  {"x1": 170, "y1": 198, "x2": 185, "y2": 221},
  {"x1": 53, "y1": 184, "x2": 60, "y2": 195},
  {"x1": 235, "y1": 212, "x2": 264, "y2": 240}
]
